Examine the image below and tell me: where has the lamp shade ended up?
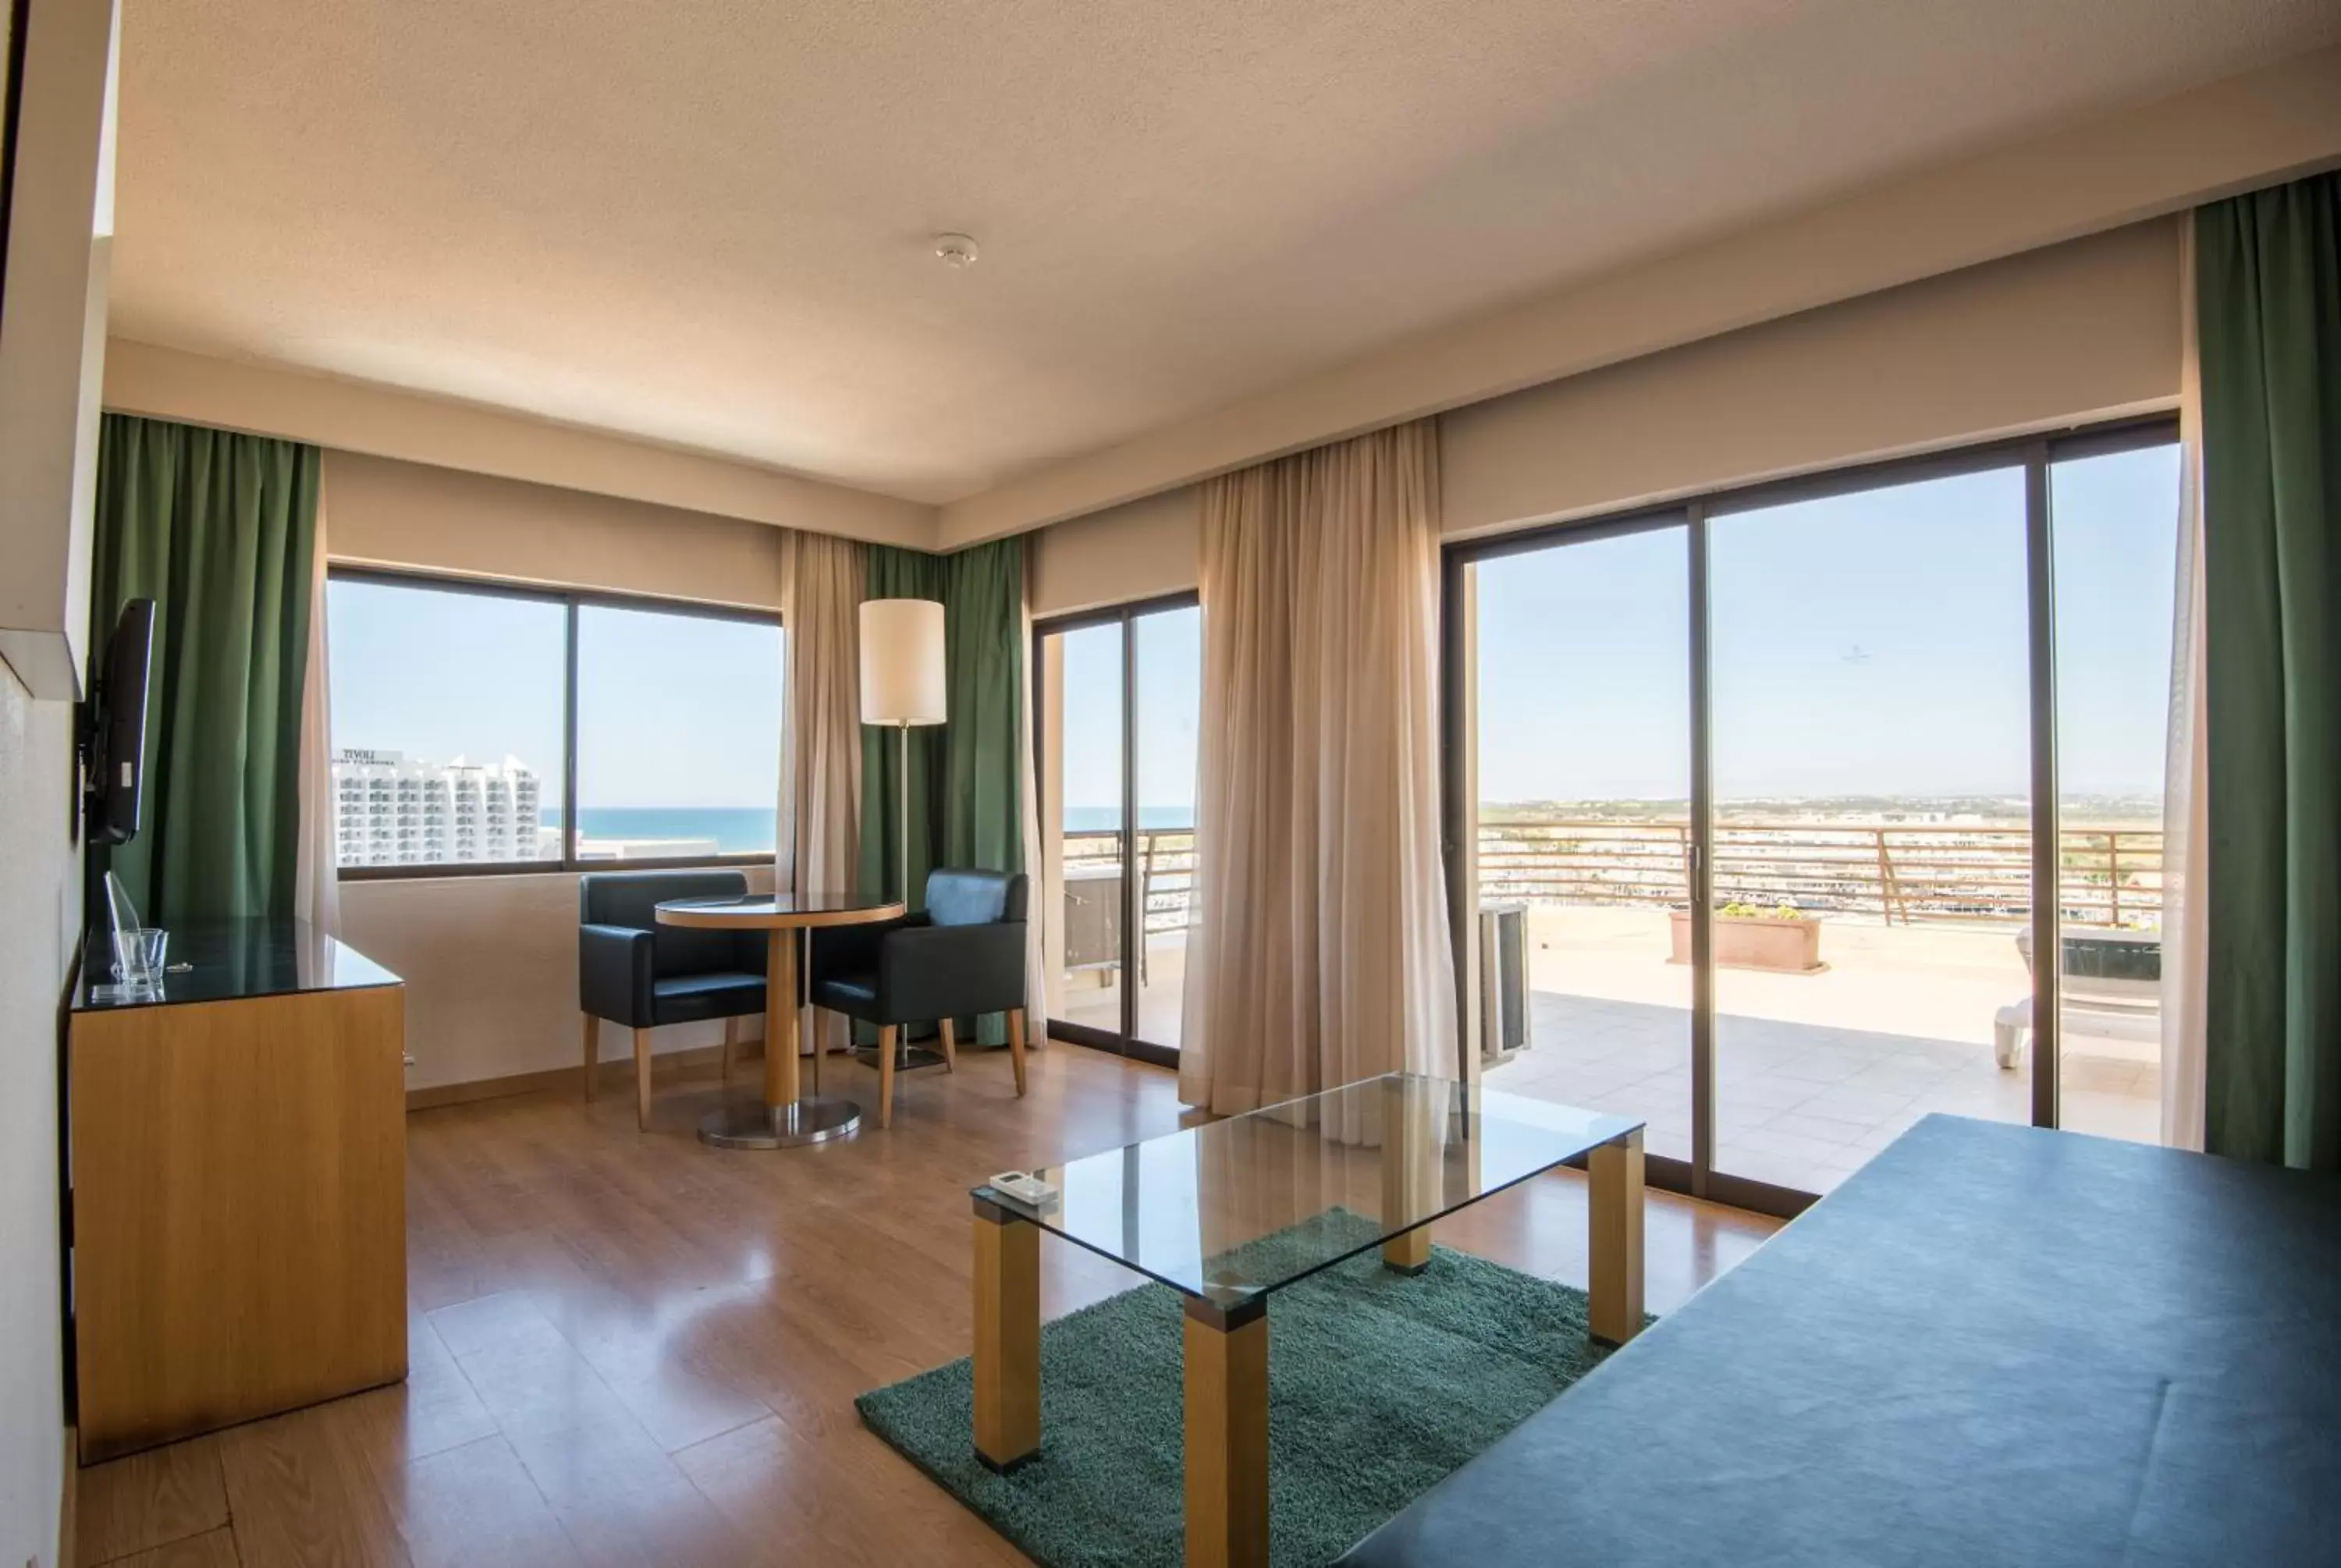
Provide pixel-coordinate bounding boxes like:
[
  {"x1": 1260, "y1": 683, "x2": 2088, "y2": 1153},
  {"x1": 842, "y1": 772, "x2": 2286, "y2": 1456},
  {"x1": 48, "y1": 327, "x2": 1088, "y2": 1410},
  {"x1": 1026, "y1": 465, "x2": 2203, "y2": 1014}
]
[{"x1": 858, "y1": 598, "x2": 947, "y2": 725}]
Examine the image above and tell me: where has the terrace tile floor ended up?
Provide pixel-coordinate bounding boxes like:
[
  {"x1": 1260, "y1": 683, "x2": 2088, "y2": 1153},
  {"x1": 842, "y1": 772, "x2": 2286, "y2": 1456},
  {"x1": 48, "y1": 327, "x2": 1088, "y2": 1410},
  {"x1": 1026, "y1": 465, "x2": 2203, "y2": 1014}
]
[
  {"x1": 1487, "y1": 906, "x2": 2161, "y2": 1194},
  {"x1": 1052, "y1": 907, "x2": 2160, "y2": 1197}
]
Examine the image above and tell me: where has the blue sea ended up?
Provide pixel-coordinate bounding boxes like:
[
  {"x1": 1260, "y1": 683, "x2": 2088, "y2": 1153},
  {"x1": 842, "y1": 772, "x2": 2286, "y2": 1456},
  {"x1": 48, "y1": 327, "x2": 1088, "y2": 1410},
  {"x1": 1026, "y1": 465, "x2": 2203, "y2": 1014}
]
[
  {"x1": 546, "y1": 805, "x2": 1189, "y2": 848},
  {"x1": 547, "y1": 807, "x2": 777, "y2": 853}
]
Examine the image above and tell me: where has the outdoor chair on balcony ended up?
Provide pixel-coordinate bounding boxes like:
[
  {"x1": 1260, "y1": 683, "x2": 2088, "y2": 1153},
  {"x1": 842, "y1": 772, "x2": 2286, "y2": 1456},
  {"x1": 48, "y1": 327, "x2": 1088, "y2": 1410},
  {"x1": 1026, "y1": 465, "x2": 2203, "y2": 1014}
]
[{"x1": 1992, "y1": 924, "x2": 2162, "y2": 1067}]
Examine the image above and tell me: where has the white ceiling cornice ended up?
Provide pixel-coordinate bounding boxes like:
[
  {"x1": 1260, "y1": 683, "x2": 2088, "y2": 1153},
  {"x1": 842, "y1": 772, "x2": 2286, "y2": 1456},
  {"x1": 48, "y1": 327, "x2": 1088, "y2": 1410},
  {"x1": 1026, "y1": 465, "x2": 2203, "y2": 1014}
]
[
  {"x1": 937, "y1": 44, "x2": 2341, "y2": 548},
  {"x1": 101, "y1": 340, "x2": 940, "y2": 548}
]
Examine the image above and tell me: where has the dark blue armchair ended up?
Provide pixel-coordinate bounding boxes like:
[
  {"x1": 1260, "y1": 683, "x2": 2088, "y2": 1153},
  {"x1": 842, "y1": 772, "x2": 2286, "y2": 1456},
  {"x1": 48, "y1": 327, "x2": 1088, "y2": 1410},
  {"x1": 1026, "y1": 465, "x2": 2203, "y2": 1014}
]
[{"x1": 579, "y1": 869, "x2": 767, "y2": 1129}]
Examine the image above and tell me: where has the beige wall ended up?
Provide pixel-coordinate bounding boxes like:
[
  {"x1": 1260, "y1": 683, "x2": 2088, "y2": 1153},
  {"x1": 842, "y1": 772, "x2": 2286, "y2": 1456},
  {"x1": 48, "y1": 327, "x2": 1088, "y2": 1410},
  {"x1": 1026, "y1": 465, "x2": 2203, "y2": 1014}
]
[
  {"x1": 1441, "y1": 218, "x2": 2180, "y2": 537},
  {"x1": 1032, "y1": 219, "x2": 2183, "y2": 609},
  {"x1": 0, "y1": 668, "x2": 73, "y2": 1568},
  {"x1": 1032, "y1": 486, "x2": 1202, "y2": 618},
  {"x1": 339, "y1": 867, "x2": 774, "y2": 1093},
  {"x1": 327, "y1": 450, "x2": 786, "y2": 608},
  {"x1": 0, "y1": 0, "x2": 115, "y2": 701}
]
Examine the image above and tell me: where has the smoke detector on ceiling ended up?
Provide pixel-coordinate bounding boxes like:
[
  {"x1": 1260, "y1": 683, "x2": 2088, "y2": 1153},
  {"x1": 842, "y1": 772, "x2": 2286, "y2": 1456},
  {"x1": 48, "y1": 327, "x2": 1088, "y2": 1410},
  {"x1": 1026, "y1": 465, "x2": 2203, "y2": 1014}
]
[{"x1": 933, "y1": 232, "x2": 980, "y2": 268}]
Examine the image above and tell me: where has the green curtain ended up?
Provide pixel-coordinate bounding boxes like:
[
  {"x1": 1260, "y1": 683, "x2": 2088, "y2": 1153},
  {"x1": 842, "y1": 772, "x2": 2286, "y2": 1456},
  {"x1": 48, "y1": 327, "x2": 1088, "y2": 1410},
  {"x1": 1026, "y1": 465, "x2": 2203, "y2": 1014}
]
[
  {"x1": 2197, "y1": 172, "x2": 2341, "y2": 1171},
  {"x1": 858, "y1": 537, "x2": 1028, "y2": 1044},
  {"x1": 89, "y1": 414, "x2": 321, "y2": 928},
  {"x1": 938, "y1": 540, "x2": 1028, "y2": 878}
]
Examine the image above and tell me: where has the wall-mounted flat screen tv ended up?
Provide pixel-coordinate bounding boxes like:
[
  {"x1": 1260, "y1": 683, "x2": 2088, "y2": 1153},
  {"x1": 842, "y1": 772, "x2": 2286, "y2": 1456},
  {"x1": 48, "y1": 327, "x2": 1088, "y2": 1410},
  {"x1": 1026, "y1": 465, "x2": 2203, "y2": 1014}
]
[{"x1": 83, "y1": 599, "x2": 155, "y2": 846}]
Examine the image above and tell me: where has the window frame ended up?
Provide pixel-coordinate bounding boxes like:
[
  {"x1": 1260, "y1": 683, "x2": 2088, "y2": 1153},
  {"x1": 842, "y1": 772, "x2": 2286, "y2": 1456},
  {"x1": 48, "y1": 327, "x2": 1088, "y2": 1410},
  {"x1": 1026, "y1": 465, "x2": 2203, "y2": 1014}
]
[
  {"x1": 1440, "y1": 410, "x2": 2180, "y2": 1219},
  {"x1": 327, "y1": 565, "x2": 783, "y2": 881},
  {"x1": 1031, "y1": 589, "x2": 1202, "y2": 1069}
]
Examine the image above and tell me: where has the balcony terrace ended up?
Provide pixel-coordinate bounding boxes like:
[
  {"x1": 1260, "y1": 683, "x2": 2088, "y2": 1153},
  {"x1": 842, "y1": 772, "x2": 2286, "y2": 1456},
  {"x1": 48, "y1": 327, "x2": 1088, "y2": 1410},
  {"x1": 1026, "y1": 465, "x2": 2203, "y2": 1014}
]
[{"x1": 1055, "y1": 819, "x2": 2163, "y2": 1195}]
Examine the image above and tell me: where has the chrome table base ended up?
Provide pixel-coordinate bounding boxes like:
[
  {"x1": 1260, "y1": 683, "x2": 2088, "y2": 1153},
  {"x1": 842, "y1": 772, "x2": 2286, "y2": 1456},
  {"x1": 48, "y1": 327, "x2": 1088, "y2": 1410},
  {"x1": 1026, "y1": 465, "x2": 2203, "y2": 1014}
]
[{"x1": 698, "y1": 1094, "x2": 861, "y2": 1149}]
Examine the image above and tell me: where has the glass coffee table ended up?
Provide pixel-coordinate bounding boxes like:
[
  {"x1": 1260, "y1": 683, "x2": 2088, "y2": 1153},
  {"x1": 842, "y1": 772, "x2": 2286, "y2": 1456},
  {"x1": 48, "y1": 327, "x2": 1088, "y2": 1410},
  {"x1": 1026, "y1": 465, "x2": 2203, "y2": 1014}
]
[{"x1": 969, "y1": 1073, "x2": 1646, "y2": 1567}]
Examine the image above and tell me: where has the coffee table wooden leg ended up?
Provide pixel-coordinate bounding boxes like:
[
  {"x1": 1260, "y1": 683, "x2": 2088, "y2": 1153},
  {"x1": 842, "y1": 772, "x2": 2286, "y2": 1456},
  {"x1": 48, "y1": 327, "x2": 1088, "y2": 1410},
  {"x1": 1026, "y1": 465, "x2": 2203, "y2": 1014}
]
[
  {"x1": 1379, "y1": 1073, "x2": 1434, "y2": 1274},
  {"x1": 972, "y1": 1196, "x2": 1040, "y2": 1470},
  {"x1": 1588, "y1": 1127, "x2": 1645, "y2": 1346},
  {"x1": 1184, "y1": 1297, "x2": 1269, "y2": 1568},
  {"x1": 1381, "y1": 1227, "x2": 1431, "y2": 1274}
]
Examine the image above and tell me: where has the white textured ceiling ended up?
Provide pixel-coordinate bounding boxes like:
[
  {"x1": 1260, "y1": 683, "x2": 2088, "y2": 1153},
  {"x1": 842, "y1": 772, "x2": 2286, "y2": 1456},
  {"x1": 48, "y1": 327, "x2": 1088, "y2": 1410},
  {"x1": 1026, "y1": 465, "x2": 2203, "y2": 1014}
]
[{"x1": 113, "y1": 0, "x2": 2341, "y2": 506}]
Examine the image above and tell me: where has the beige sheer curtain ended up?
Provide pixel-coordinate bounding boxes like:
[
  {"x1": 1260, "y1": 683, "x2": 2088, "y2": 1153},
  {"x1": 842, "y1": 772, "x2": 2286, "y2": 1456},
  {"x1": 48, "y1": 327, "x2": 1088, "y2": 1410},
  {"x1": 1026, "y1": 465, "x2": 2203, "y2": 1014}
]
[
  {"x1": 2162, "y1": 222, "x2": 2209, "y2": 1151},
  {"x1": 1018, "y1": 546, "x2": 1050, "y2": 1044},
  {"x1": 780, "y1": 530, "x2": 865, "y2": 1052},
  {"x1": 293, "y1": 483, "x2": 340, "y2": 935},
  {"x1": 1178, "y1": 420, "x2": 1458, "y2": 1115}
]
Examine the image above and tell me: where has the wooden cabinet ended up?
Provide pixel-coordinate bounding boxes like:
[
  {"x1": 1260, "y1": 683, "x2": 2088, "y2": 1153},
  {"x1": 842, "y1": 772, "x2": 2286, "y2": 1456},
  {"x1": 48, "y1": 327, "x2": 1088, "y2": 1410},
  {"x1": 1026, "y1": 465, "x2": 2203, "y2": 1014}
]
[{"x1": 67, "y1": 922, "x2": 407, "y2": 1462}]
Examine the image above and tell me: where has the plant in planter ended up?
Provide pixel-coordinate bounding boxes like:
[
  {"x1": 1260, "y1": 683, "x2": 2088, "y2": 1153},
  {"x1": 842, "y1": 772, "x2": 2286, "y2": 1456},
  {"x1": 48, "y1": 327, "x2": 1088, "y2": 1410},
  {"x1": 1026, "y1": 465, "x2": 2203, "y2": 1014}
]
[
  {"x1": 1720, "y1": 901, "x2": 1803, "y2": 922},
  {"x1": 1668, "y1": 899, "x2": 1827, "y2": 973}
]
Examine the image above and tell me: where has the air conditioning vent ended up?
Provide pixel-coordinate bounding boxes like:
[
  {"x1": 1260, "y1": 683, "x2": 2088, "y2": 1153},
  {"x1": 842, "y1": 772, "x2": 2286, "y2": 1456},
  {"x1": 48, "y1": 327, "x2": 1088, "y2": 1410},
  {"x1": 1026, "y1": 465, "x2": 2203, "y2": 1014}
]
[{"x1": 1477, "y1": 904, "x2": 1531, "y2": 1065}]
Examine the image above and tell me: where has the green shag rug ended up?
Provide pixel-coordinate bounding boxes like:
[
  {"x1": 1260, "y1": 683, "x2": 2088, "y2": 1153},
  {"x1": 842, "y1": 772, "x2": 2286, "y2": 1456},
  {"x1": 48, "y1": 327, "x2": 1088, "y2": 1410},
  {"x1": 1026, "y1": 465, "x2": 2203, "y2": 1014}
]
[{"x1": 857, "y1": 1209, "x2": 1649, "y2": 1567}]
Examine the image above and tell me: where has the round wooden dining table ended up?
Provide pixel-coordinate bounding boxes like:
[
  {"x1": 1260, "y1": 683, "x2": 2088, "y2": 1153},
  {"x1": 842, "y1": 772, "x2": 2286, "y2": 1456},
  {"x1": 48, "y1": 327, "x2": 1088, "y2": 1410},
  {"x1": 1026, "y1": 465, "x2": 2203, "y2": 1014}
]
[{"x1": 654, "y1": 892, "x2": 904, "y2": 1148}]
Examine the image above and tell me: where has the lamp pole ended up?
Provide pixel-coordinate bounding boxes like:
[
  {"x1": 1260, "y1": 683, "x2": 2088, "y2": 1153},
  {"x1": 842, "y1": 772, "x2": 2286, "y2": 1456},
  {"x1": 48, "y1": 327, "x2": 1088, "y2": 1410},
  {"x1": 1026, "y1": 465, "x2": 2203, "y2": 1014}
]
[{"x1": 897, "y1": 718, "x2": 911, "y2": 906}]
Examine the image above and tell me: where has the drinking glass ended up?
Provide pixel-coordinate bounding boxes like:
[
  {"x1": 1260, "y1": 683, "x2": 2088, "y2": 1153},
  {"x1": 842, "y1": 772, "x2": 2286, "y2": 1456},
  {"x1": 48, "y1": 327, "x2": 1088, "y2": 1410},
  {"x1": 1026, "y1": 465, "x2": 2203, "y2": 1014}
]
[{"x1": 112, "y1": 927, "x2": 169, "y2": 988}]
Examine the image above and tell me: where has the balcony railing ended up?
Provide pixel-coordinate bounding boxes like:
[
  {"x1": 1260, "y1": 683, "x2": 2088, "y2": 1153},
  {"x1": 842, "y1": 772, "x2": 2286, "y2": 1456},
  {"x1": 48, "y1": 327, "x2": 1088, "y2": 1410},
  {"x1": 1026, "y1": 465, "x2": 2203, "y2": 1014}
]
[
  {"x1": 1061, "y1": 819, "x2": 2163, "y2": 932},
  {"x1": 1061, "y1": 829, "x2": 1195, "y2": 936},
  {"x1": 1475, "y1": 818, "x2": 2162, "y2": 928}
]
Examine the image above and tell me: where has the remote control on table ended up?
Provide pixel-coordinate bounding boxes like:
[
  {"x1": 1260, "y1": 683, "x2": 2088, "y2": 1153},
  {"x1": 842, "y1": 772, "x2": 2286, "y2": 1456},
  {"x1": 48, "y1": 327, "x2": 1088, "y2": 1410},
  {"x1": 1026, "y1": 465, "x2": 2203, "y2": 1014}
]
[{"x1": 989, "y1": 1170, "x2": 1060, "y2": 1208}]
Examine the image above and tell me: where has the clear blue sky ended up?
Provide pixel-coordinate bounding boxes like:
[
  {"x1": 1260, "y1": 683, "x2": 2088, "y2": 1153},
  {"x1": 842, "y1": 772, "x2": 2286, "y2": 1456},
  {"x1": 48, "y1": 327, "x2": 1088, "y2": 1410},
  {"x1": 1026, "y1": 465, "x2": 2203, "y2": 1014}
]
[
  {"x1": 1058, "y1": 621, "x2": 1122, "y2": 817},
  {"x1": 1474, "y1": 444, "x2": 2179, "y2": 805},
  {"x1": 330, "y1": 443, "x2": 2174, "y2": 821},
  {"x1": 327, "y1": 582, "x2": 783, "y2": 810},
  {"x1": 575, "y1": 605, "x2": 781, "y2": 809},
  {"x1": 1057, "y1": 607, "x2": 1202, "y2": 821}
]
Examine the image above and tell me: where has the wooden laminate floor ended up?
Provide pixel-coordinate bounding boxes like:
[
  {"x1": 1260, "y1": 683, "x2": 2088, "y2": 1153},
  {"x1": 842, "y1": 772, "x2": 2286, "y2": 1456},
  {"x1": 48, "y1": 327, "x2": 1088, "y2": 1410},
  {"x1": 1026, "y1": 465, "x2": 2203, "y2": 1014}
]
[{"x1": 75, "y1": 1042, "x2": 1781, "y2": 1567}]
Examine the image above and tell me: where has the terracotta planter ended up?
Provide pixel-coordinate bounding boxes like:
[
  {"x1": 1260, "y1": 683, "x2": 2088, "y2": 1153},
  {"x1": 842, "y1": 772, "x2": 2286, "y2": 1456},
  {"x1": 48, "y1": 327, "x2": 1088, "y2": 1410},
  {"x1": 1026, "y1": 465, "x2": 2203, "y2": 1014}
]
[{"x1": 1668, "y1": 910, "x2": 1826, "y2": 973}]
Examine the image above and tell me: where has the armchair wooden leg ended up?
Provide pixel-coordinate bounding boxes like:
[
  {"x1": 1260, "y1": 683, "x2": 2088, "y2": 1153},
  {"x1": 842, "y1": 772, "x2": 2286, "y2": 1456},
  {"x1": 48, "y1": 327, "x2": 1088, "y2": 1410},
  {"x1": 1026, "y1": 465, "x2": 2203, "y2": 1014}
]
[
  {"x1": 581, "y1": 1013, "x2": 599, "y2": 1102},
  {"x1": 878, "y1": 1025, "x2": 898, "y2": 1130},
  {"x1": 634, "y1": 1027, "x2": 653, "y2": 1132},
  {"x1": 939, "y1": 1018, "x2": 957, "y2": 1073},
  {"x1": 721, "y1": 1016, "x2": 737, "y2": 1084},
  {"x1": 1008, "y1": 1007, "x2": 1028, "y2": 1098}
]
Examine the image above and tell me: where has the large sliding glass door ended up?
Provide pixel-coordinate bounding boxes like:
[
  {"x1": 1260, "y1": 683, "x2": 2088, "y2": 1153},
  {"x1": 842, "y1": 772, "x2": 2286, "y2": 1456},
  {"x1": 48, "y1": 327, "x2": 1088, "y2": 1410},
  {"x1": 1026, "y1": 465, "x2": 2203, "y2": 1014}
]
[
  {"x1": 1046, "y1": 622, "x2": 1125, "y2": 1038},
  {"x1": 1132, "y1": 607, "x2": 1202, "y2": 1047},
  {"x1": 1038, "y1": 595, "x2": 1202, "y2": 1064},
  {"x1": 2048, "y1": 439, "x2": 2183, "y2": 1145},
  {"x1": 1465, "y1": 520, "x2": 1694, "y2": 1163},
  {"x1": 1707, "y1": 465, "x2": 2036, "y2": 1194},
  {"x1": 1451, "y1": 420, "x2": 2182, "y2": 1212}
]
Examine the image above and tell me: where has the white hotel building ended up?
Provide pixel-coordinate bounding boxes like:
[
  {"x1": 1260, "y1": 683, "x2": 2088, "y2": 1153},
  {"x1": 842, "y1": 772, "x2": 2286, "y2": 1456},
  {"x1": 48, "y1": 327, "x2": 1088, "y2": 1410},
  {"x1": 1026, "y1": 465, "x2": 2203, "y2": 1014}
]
[{"x1": 332, "y1": 748, "x2": 552, "y2": 867}]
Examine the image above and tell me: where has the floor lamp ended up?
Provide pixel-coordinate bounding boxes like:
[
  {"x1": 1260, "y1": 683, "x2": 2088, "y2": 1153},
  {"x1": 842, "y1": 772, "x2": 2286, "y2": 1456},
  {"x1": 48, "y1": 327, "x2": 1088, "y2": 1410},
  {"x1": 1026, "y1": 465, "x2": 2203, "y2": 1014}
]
[
  {"x1": 860, "y1": 600, "x2": 947, "y2": 1071},
  {"x1": 858, "y1": 598, "x2": 947, "y2": 906}
]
